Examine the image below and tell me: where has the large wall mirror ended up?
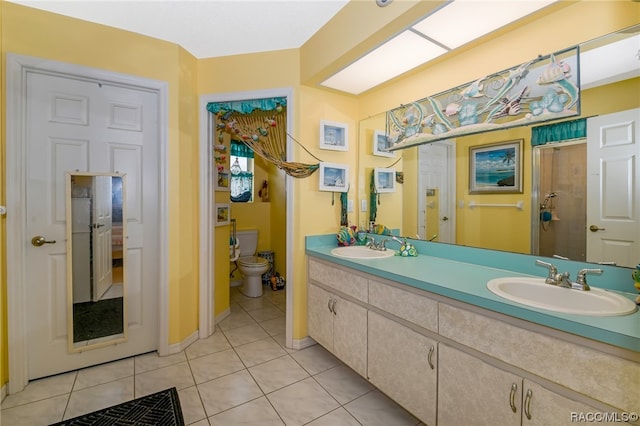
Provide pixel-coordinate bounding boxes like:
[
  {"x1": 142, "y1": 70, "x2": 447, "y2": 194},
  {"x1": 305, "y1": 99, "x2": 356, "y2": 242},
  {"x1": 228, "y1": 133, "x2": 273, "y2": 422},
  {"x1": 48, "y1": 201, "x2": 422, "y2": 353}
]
[
  {"x1": 358, "y1": 25, "x2": 640, "y2": 269},
  {"x1": 66, "y1": 172, "x2": 128, "y2": 352}
]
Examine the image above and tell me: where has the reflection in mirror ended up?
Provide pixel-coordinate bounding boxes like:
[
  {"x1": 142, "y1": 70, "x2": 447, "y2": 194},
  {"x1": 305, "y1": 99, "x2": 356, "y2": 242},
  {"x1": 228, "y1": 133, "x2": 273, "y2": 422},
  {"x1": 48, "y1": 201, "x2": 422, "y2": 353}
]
[
  {"x1": 358, "y1": 26, "x2": 639, "y2": 269},
  {"x1": 357, "y1": 114, "x2": 403, "y2": 233},
  {"x1": 66, "y1": 172, "x2": 128, "y2": 352}
]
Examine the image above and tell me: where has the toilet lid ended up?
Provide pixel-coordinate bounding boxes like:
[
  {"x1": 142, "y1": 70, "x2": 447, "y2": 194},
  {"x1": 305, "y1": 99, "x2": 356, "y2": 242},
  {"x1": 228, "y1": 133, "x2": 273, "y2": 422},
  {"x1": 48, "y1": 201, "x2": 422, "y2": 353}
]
[{"x1": 238, "y1": 256, "x2": 269, "y2": 267}]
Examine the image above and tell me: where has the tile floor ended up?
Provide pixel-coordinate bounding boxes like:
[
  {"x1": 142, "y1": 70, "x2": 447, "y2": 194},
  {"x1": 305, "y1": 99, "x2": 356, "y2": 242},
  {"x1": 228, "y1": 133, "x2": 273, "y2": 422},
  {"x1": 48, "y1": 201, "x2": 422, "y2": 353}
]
[{"x1": 1, "y1": 286, "x2": 421, "y2": 426}]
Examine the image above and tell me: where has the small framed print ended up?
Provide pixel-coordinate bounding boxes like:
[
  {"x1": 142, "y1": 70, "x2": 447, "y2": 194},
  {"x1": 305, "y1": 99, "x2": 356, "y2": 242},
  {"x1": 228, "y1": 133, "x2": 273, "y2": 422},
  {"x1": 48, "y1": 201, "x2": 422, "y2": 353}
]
[
  {"x1": 374, "y1": 168, "x2": 396, "y2": 193},
  {"x1": 373, "y1": 130, "x2": 394, "y2": 157},
  {"x1": 319, "y1": 163, "x2": 349, "y2": 193},
  {"x1": 469, "y1": 139, "x2": 523, "y2": 194},
  {"x1": 320, "y1": 120, "x2": 348, "y2": 151},
  {"x1": 215, "y1": 168, "x2": 230, "y2": 191},
  {"x1": 215, "y1": 203, "x2": 230, "y2": 226}
]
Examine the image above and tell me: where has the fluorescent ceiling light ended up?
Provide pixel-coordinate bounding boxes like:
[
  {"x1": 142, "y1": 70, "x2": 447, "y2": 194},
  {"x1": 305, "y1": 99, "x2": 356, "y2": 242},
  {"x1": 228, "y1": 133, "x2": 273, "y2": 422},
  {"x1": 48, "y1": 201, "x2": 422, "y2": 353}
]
[
  {"x1": 412, "y1": 0, "x2": 558, "y2": 50},
  {"x1": 580, "y1": 34, "x2": 640, "y2": 89},
  {"x1": 321, "y1": 30, "x2": 448, "y2": 95}
]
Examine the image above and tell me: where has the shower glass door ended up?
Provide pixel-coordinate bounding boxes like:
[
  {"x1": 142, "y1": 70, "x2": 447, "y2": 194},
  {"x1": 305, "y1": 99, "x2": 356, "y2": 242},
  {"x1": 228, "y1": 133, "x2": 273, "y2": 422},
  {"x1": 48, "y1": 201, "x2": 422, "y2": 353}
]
[{"x1": 533, "y1": 140, "x2": 587, "y2": 260}]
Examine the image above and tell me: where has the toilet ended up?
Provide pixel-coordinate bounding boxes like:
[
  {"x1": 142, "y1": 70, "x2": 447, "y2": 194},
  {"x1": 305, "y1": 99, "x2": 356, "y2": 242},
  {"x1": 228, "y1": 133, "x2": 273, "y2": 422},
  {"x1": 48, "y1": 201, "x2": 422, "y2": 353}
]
[{"x1": 235, "y1": 230, "x2": 270, "y2": 297}]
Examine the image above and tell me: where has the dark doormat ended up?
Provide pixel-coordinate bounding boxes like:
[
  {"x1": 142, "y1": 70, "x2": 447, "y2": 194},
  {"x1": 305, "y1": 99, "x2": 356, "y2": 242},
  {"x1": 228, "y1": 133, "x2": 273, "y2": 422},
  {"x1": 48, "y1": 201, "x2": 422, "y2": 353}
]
[{"x1": 50, "y1": 387, "x2": 184, "y2": 426}]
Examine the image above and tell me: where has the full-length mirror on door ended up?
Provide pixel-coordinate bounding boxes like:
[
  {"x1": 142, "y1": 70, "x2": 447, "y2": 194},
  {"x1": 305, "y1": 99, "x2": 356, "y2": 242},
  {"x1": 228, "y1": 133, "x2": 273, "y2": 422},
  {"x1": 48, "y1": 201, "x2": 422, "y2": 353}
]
[{"x1": 66, "y1": 172, "x2": 128, "y2": 352}]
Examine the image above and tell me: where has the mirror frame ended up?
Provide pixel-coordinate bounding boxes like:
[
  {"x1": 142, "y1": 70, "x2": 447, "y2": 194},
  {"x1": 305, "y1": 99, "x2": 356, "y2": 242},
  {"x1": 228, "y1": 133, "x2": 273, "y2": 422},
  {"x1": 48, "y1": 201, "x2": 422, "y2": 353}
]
[{"x1": 66, "y1": 171, "x2": 128, "y2": 353}]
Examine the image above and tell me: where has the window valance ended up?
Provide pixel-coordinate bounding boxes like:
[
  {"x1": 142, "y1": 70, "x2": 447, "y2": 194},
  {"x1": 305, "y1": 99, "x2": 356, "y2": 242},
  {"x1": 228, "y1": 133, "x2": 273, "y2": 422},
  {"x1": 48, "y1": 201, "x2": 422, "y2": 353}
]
[{"x1": 531, "y1": 118, "x2": 586, "y2": 146}]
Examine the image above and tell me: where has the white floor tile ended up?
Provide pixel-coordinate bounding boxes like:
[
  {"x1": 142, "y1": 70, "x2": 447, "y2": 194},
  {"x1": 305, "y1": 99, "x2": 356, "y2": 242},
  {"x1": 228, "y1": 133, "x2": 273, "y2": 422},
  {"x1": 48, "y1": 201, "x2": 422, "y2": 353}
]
[
  {"x1": 344, "y1": 389, "x2": 419, "y2": 426},
  {"x1": 222, "y1": 323, "x2": 269, "y2": 347},
  {"x1": 134, "y1": 351, "x2": 187, "y2": 374},
  {"x1": 134, "y1": 361, "x2": 195, "y2": 397},
  {"x1": 290, "y1": 344, "x2": 341, "y2": 376},
  {"x1": 314, "y1": 365, "x2": 374, "y2": 405},
  {"x1": 188, "y1": 348, "x2": 245, "y2": 384},
  {"x1": 246, "y1": 305, "x2": 285, "y2": 322},
  {"x1": 234, "y1": 337, "x2": 287, "y2": 367},
  {"x1": 248, "y1": 355, "x2": 309, "y2": 394},
  {"x1": 185, "y1": 331, "x2": 232, "y2": 359},
  {"x1": 178, "y1": 385, "x2": 207, "y2": 426},
  {"x1": 207, "y1": 396, "x2": 284, "y2": 426},
  {"x1": 266, "y1": 377, "x2": 340, "y2": 426},
  {"x1": 73, "y1": 358, "x2": 134, "y2": 391},
  {"x1": 306, "y1": 407, "x2": 363, "y2": 426},
  {"x1": 0, "y1": 394, "x2": 68, "y2": 425},
  {"x1": 260, "y1": 316, "x2": 286, "y2": 337},
  {"x1": 1, "y1": 371, "x2": 76, "y2": 409},
  {"x1": 64, "y1": 377, "x2": 134, "y2": 420},
  {"x1": 197, "y1": 370, "x2": 263, "y2": 417}
]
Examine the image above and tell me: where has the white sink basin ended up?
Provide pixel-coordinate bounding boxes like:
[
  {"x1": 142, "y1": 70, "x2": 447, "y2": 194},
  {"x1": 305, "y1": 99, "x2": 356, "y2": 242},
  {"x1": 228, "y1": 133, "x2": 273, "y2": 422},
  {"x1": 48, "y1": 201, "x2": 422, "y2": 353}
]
[
  {"x1": 331, "y1": 246, "x2": 395, "y2": 259},
  {"x1": 487, "y1": 277, "x2": 637, "y2": 316}
]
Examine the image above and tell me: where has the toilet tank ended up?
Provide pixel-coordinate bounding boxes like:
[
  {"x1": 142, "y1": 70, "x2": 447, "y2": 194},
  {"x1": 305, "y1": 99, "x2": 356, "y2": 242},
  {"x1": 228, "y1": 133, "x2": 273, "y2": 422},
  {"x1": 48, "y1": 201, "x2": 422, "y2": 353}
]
[{"x1": 236, "y1": 229, "x2": 258, "y2": 257}]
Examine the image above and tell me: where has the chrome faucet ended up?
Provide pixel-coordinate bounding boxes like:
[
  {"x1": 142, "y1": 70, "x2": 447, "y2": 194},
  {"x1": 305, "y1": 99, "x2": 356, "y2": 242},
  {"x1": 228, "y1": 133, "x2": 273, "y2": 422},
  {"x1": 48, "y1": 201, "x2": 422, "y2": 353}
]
[
  {"x1": 366, "y1": 237, "x2": 387, "y2": 251},
  {"x1": 535, "y1": 260, "x2": 602, "y2": 291}
]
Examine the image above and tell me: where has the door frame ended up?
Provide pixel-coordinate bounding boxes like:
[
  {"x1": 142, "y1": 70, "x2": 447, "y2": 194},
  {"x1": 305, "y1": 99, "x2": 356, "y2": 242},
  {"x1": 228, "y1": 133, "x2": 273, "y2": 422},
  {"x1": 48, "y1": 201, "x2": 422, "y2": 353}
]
[
  {"x1": 5, "y1": 53, "x2": 170, "y2": 393},
  {"x1": 198, "y1": 88, "x2": 293, "y2": 349}
]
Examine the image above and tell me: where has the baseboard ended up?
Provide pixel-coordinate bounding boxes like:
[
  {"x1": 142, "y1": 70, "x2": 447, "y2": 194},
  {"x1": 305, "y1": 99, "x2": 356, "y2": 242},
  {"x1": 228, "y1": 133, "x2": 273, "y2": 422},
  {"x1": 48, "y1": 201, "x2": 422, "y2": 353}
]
[
  {"x1": 292, "y1": 336, "x2": 316, "y2": 350},
  {"x1": 215, "y1": 308, "x2": 230, "y2": 326},
  {"x1": 166, "y1": 330, "x2": 199, "y2": 355},
  {"x1": 1, "y1": 383, "x2": 6, "y2": 403}
]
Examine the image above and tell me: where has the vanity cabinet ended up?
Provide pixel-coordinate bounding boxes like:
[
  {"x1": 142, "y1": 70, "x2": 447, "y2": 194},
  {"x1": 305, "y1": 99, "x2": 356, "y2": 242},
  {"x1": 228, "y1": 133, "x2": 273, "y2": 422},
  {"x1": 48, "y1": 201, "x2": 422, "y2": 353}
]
[
  {"x1": 438, "y1": 343, "x2": 522, "y2": 426},
  {"x1": 307, "y1": 282, "x2": 367, "y2": 377},
  {"x1": 438, "y1": 344, "x2": 624, "y2": 426},
  {"x1": 368, "y1": 311, "x2": 438, "y2": 426}
]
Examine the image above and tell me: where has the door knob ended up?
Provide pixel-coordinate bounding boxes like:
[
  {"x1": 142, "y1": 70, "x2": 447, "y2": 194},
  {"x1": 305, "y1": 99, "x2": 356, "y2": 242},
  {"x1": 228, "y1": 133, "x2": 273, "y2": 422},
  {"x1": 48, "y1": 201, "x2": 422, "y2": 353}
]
[
  {"x1": 31, "y1": 236, "x2": 57, "y2": 247},
  {"x1": 589, "y1": 225, "x2": 606, "y2": 232}
]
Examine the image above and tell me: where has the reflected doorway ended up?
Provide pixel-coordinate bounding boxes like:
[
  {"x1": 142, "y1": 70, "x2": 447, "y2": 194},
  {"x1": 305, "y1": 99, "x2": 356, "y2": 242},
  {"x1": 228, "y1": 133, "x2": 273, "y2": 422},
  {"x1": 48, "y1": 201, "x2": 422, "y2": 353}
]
[{"x1": 533, "y1": 140, "x2": 587, "y2": 260}]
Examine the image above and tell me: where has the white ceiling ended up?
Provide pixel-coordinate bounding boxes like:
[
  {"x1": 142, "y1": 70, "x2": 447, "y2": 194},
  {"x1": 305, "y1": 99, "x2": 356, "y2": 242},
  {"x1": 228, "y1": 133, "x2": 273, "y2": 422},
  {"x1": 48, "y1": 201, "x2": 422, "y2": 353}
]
[{"x1": 7, "y1": 0, "x2": 350, "y2": 59}]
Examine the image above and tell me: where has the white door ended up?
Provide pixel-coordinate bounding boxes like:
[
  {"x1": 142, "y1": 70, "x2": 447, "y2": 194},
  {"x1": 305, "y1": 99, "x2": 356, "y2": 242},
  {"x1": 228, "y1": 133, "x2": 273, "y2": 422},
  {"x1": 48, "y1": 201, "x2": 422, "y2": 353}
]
[
  {"x1": 25, "y1": 70, "x2": 159, "y2": 379},
  {"x1": 92, "y1": 176, "x2": 114, "y2": 301},
  {"x1": 586, "y1": 108, "x2": 640, "y2": 267},
  {"x1": 418, "y1": 141, "x2": 456, "y2": 242}
]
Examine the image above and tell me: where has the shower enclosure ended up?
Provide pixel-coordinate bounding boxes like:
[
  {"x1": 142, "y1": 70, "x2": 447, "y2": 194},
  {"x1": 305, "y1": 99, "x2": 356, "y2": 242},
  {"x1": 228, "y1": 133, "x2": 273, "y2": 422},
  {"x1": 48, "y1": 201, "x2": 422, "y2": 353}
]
[{"x1": 532, "y1": 140, "x2": 587, "y2": 260}]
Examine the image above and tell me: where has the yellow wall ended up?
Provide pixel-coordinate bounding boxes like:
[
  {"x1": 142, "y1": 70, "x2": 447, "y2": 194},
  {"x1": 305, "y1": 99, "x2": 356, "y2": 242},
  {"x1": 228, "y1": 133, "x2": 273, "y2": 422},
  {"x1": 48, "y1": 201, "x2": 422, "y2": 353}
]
[{"x1": 1, "y1": 2, "x2": 200, "y2": 386}]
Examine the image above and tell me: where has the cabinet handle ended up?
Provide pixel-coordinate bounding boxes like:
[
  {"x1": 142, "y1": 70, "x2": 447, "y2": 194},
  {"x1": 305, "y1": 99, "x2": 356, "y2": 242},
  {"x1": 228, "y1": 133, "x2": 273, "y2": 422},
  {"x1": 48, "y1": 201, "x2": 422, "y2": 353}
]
[
  {"x1": 427, "y1": 345, "x2": 435, "y2": 370},
  {"x1": 509, "y1": 383, "x2": 518, "y2": 413},
  {"x1": 327, "y1": 298, "x2": 334, "y2": 313},
  {"x1": 524, "y1": 389, "x2": 532, "y2": 420},
  {"x1": 332, "y1": 299, "x2": 337, "y2": 315}
]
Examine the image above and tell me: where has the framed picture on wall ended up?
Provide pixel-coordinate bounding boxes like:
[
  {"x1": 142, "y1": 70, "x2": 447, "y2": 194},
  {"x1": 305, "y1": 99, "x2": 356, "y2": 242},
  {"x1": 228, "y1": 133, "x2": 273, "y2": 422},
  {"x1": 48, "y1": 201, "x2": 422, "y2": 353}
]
[
  {"x1": 215, "y1": 167, "x2": 230, "y2": 191},
  {"x1": 319, "y1": 162, "x2": 349, "y2": 192},
  {"x1": 215, "y1": 203, "x2": 230, "y2": 226},
  {"x1": 374, "y1": 168, "x2": 396, "y2": 193},
  {"x1": 319, "y1": 120, "x2": 348, "y2": 151},
  {"x1": 469, "y1": 139, "x2": 523, "y2": 194},
  {"x1": 373, "y1": 130, "x2": 394, "y2": 157}
]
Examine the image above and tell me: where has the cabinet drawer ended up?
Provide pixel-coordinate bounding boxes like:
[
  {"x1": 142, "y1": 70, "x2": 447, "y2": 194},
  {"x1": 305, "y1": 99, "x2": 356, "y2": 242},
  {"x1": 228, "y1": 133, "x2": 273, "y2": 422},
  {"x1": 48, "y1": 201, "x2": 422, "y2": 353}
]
[
  {"x1": 308, "y1": 258, "x2": 368, "y2": 302},
  {"x1": 369, "y1": 279, "x2": 437, "y2": 332}
]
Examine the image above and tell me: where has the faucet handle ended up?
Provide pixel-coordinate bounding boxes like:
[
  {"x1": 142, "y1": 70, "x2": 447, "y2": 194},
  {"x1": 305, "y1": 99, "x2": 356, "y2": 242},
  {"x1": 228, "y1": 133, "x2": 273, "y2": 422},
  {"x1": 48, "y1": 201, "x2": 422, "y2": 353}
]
[
  {"x1": 535, "y1": 259, "x2": 559, "y2": 283},
  {"x1": 575, "y1": 268, "x2": 603, "y2": 288}
]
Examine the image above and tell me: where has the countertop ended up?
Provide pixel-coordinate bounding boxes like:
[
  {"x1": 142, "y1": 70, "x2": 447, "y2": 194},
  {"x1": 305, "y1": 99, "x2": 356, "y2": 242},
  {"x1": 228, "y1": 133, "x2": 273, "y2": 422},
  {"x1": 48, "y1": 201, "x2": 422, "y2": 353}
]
[{"x1": 306, "y1": 235, "x2": 640, "y2": 353}]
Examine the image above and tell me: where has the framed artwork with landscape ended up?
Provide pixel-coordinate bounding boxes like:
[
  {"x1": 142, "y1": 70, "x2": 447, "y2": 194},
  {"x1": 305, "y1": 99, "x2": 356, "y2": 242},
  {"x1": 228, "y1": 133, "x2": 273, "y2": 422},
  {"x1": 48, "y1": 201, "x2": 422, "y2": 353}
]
[{"x1": 469, "y1": 139, "x2": 523, "y2": 194}]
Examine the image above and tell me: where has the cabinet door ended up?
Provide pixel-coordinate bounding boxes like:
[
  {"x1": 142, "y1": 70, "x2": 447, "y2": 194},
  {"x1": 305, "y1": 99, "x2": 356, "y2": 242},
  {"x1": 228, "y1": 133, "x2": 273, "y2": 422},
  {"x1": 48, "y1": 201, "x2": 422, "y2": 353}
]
[
  {"x1": 438, "y1": 344, "x2": 521, "y2": 426},
  {"x1": 523, "y1": 380, "x2": 620, "y2": 426},
  {"x1": 307, "y1": 283, "x2": 334, "y2": 351},
  {"x1": 368, "y1": 311, "x2": 437, "y2": 425},
  {"x1": 332, "y1": 295, "x2": 368, "y2": 377}
]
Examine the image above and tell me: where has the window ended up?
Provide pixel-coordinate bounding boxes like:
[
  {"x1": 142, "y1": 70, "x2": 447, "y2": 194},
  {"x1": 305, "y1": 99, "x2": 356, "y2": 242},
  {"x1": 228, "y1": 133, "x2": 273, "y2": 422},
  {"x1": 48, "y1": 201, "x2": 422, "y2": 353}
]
[{"x1": 230, "y1": 140, "x2": 254, "y2": 203}]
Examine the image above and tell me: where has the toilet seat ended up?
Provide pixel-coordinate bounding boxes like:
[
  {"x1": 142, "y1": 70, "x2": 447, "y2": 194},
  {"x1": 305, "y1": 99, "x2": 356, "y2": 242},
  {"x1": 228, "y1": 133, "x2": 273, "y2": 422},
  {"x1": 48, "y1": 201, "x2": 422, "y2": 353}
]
[{"x1": 238, "y1": 256, "x2": 269, "y2": 268}]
